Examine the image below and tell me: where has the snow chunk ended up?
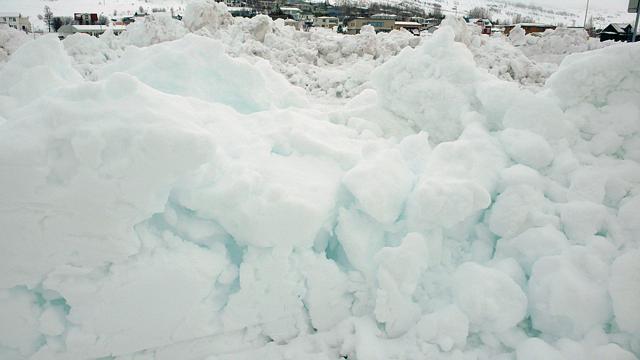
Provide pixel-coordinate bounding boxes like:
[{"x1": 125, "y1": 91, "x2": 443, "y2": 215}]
[
  {"x1": 43, "y1": 233, "x2": 231, "y2": 358},
  {"x1": 416, "y1": 305, "x2": 469, "y2": 351},
  {"x1": 407, "y1": 124, "x2": 507, "y2": 231},
  {"x1": 223, "y1": 248, "x2": 306, "y2": 343},
  {"x1": 548, "y1": 42, "x2": 640, "y2": 109},
  {"x1": 508, "y1": 25, "x2": 526, "y2": 46},
  {"x1": 609, "y1": 250, "x2": 640, "y2": 334},
  {"x1": 38, "y1": 306, "x2": 66, "y2": 337},
  {"x1": 407, "y1": 177, "x2": 490, "y2": 231},
  {"x1": 121, "y1": 14, "x2": 188, "y2": 47},
  {"x1": 489, "y1": 185, "x2": 554, "y2": 239},
  {"x1": 528, "y1": 250, "x2": 611, "y2": 338},
  {"x1": 0, "y1": 35, "x2": 82, "y2": 108},
  {"x1": 300, "y1": 252, "x2": 352, "y2": 331},
  {"x1": 0, "y1": 24, "x2": 30, "y2": 62},
  {"x1": 183, "y1": 0, "x2": 233, "y2": 32},
  {"x1": 335, "y1": 207, "x2": 385, "y2": 276},
  {"x1": 372, "y1": 26, "x2": 492, "y2": 143},
  {"x1": 100, "y1": 34, "x2": 306, "y2": 113},
  {"x1": 558, "y1": 201, "x2": 608, "y2": 244},
  {"x1": 594, "y1": 343, "x2": 638, "y2": 360},
  {"x1": 0, "y1": 288, "x2": 42, "y2": 358},
  {"x1": 619, "y1": 195, "x2": 640, "y2": 232},
  {"x1": 342, "y1": 148, "x2": 414, "y2": 224},
  {"x1": 499, "y1": 128, "x2": 554, "y2": 169},
  {"x1": 173, "y1": 153, "x2": 343, "y2": 249},
  {"x1": 516, "y1": 338, "x2": 566, "y2": 360},
  {"x1": 495, "y1": 225, "x2": 570, "y2": 275},
  {"x1": 452, "y1": 262, "x2": 527, "y2": 332},
  {"x1": 374, "y1": 233, "x2": 429, "y2": 337}
]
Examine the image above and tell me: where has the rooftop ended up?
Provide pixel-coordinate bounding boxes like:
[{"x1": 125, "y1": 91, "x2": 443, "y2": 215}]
[
  {"x1": 395, "y1": 21, "x2": 421, "y2": 26},
  {"x1": 71, "y1": 24, "x2": 127, "y2": 31},
  {"x1": 0, "y1": 12, "x2": 21, "y2": 17},
  {"x1": 608, "y1": 23, "x2": 632, "y2": 33},
  {"x1": 510, "y1": 23, "x2": 555, "y2": 27}
]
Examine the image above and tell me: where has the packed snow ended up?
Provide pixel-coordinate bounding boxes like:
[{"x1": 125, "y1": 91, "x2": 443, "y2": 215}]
[{"x1": 1, "y1": 2, "x2": 639, "y2": 360}]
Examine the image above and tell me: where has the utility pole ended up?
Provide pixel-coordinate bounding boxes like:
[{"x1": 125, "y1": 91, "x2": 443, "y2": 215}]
[
  {"x1": 631, "y1": 0, "x2": 640, "y2": 42},
  {"x1": 583, "y1": 0, "x2": 590, "y2": 28},
  {"x1": 633, "y1": 2, "x2": 640, "y2": 42}
]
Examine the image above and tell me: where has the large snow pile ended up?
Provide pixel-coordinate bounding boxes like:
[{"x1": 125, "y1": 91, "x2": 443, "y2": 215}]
[
  {"x1": 0, "y1": 25, "x2": 31, "y2": 63},
  {"x1": 444, "y1": 19, "x2": 612, "y2": 86},
  {"x1": 1, "y1": 5, "x2": 639, "y2": 360},
  {"x1": 514, "y1": 25, "x2": 612, "y2": 65}
]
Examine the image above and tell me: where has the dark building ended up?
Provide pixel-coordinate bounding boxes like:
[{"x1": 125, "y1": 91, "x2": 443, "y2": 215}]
[
  {"x1": 600, "y1": 23, "x2": 634, "y2": 42},
  {"x1": 503, "y1": 23, "x2": 556, "y2": 35},
  {"x1": 74, "y1": 13, "x2": 99, "y2": 25}
]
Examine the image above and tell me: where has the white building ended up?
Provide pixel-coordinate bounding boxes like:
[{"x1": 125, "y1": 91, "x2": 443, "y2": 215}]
[
  {"x1": 280, "y1": 7, "x2": 302, "y2": 20},
  {"x1": 314, "y1": 16, "x2": 338, "y2": 29},
  {"x1": 0, "y1": 12, "x2": 32, "y2": 32}
]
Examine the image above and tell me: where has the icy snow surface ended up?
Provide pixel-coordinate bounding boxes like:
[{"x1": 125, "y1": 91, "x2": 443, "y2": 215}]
[{"x1": 0, "y1": 2, "x2": 639, "y2": 360}]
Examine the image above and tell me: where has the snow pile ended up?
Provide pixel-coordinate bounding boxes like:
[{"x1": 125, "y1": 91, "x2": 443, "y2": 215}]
[
  {"x1": 120, "y1": 13, "x2": 188, "y2": 47},
  {"x1": 62, "y1": 33, "x2": 119, "y2": 80},
  {"x1": 516, "y1": 27, "x2": 612, "y2": 65},
  {"x1": 0, "y1": 24, "x2": 31, "y2": 63},
  {"x1": 60, "y1": 11, "x2": 420, "y2": 98},
  {"x1": 183, "y1": 0, "x2": 234, "y2": 32},
  {"x1": 446, "y1": 19, "x2": 611, "y2": 86},
  {"x1": 1, "y1": 17, "x2": 640, "y2": 360},
  {"x1": 444, "y1": 17, "x2": 552, "y2": 85},
  {"x1": 99, "y1": 34, "x2": 307, "y2": 113}
]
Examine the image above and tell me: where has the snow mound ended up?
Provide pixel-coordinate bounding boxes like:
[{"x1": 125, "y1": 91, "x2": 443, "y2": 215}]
[
  {"x1": 120, "y1": 13, "x2": 188, "y2": 47},
  {"x1": 0, "y1": 24, "x2": 30, "y2": 63},
  {"x1": 100, "y1": 34, "x2": 307, "y2": 112}
]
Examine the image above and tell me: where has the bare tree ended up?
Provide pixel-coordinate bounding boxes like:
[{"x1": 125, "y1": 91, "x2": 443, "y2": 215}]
[
  {"x1": 431, "y1": 5, "x2": 442, "y2": 19},
  {"x1": 52, "y1": 16, "x2": 73, "y2": 31},
  {"x1": 468, "y1": 7, "x2": 491, "y2": 20},
  {"x1": 40, "y1": 5, "x2": 54, "y2": 32}
]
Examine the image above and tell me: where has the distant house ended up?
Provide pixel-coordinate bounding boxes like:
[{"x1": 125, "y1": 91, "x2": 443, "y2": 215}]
[
  {"x1": 314, "y1": 16, "x2": 338, "y2": 29},
  {"x1": 0, "y1": 12, "x2": 32, "y2": 32},
  {"x1": 283, "y1": 19, "x2": 301, "y2": 30},
  {"x1": 347, "y1": 17, "x2": 395, "y2": 34},
  {"x1": 228, "y1": 7, "x2": 256, "y2": 17},
  {"x1": 111, "y1": 16, "x2": 137, "y2": 25},
  {"x1": 503, "y1": 23, "x2": 556, "y2": 35},
  {"x1": 393, "y1": 21, "x2": 422, "y2": 34},
  {"x1": 370, "y1": 13, "x2": 396, "y2": 20},
  {"x1": 300, "y1": 13, "x2": 315, "y2": 23},
  {"x1": 280, "y1": 7, "x2": 302, "y2": 20},
  {"x1": 58, "y1": 24, "x2": 126, "y2": 38},
  {"x1": 600, "y1": 23, "x2": 633, "y2": 42},
  {"x1": 468, "y1": 18, "x2": 492, "y2": 35},
  {"x1": 74, "y1": 13, "x2": 99, "y2": 25}
]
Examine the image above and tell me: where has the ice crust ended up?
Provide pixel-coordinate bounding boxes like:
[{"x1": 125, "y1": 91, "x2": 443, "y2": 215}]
[{"x1": 0, "y1": 2, "x2": 639, "y2": 359}]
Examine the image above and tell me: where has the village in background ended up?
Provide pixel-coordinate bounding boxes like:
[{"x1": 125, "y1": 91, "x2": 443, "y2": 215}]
[{"x1": 1, "y1": 0, "x2": 639, "y2": 42}]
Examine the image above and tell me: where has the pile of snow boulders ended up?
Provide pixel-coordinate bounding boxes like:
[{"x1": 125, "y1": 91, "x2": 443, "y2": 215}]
[{"x1": 0, "y1": 2, "x2": 639, "y2": 359}]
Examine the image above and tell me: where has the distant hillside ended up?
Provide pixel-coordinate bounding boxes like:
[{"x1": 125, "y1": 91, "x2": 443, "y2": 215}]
[{"x1": 3, "y1": 0, "x2": 637, "y2": 30}]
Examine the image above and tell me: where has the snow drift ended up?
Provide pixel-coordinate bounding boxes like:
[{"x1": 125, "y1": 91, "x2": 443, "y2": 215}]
[{"x1": 0, "y1": 4, "x2": 639, "y2": 360}]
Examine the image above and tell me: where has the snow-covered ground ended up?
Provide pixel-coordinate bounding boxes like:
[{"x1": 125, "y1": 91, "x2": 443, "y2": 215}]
[{"x1": 1, "y1": 1, "x2": 640, "y2": 359}]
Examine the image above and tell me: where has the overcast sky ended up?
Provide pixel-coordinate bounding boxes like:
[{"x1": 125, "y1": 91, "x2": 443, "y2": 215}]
[{"x1": 516, "y1": 0, "x2": 629, "y2": 11}]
